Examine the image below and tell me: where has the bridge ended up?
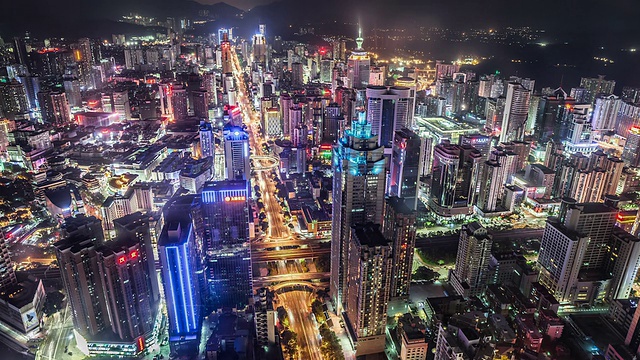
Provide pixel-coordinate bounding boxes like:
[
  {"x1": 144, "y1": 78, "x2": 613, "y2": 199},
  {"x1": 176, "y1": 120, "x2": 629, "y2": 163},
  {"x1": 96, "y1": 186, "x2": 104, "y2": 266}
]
[
  {"x1": 268, "y1": 280, "x2": 328, "y2": 294},
  {"x1": 415, "y1": 228, "x2": 544, "y2": 247},
  {"x1": 251, "y1": 247, "x2": 330, "y2": 262},
  {"x1": 251, "y1": 155, "x2": 280, "y2": 171},
  {"x1": 253, "y1": 272, "x2": 330, "y2": 288},
  {"x1": 251, "y1": 238, "x2": 330, "y2": 251}
]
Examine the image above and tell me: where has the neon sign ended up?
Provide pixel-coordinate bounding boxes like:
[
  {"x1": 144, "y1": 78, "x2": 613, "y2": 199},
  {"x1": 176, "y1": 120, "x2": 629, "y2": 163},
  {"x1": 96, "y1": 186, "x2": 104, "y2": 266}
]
[
  {"x1": 117, "y1": 255, "x2": 127, "y2": 265},
  {"x1": 224, "y1": 196, "x2": 246, "y2": 202}
]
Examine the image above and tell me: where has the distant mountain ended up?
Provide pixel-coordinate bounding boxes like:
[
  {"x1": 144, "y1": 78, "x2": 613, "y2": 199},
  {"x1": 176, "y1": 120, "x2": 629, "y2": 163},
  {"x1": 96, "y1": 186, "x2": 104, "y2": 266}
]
[{"x1": 0, "y1": 0, "x2": 243, "y2": 39}]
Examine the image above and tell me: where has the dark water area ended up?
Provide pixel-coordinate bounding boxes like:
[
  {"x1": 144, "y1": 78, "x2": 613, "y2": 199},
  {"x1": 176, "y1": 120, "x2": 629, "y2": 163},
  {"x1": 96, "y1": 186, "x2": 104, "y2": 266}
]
[{"x1": 406, "y1": 38, "x2": 640, "y2": 91}]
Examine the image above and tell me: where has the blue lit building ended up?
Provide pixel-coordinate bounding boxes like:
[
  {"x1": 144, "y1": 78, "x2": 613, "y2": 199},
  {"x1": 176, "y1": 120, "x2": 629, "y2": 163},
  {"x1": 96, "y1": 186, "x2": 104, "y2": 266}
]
[
  {"x1": 330, "y1": 112, "x2": 386, "y2": 313},
  {"x1": 201, "y1": 180, "x2": 253, "y2": 310},
  {"x1": 223, "y1": 124, "x2": 250, "y2": 181},
  {"x1": 158, "y1": 212, "x2": 201, "y2": 355}
]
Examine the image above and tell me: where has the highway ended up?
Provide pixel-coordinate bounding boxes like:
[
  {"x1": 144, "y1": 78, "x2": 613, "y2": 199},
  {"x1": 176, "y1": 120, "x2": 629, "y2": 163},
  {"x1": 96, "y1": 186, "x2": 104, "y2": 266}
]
[
  {"x1": 251, "y1": 238, "x2": 329, "y2": 250},
  {"x1": 230, "y1": 47, "x2": 322, "y2": 359},
  {"x1": 253, "y1": 272, "x2": 330, "y2": 286}
]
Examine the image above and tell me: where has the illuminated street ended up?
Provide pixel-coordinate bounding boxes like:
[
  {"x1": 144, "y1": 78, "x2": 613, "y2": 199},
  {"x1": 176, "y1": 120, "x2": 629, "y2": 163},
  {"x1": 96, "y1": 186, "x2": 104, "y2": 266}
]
[{"x1": 278, "y1": 291, "x2": 323, "y2": 360}]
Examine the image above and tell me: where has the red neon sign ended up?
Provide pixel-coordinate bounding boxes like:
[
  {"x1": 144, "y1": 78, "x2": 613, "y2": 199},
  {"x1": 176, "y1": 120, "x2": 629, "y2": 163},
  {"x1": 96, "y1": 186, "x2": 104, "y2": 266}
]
[
  {"x1": 130, "y1": 250, "x2": 139, "y2": 259},
  {"x1": 137, "y1": 336, "x2": 145, "y2": 352},
  {"x1": 117, "y1": 255, "x2": 127, "y2": 265}
]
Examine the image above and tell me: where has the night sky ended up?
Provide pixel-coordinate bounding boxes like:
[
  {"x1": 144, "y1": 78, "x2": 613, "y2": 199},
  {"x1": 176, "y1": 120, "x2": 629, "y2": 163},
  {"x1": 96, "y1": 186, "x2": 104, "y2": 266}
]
[{"x1": 195, "y1": 0, "x2": 276, "y2": 10}]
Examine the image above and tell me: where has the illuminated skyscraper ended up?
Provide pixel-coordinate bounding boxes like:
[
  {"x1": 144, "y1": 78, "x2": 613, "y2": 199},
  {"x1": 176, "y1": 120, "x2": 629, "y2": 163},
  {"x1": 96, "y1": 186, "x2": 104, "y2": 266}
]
[
  {"x1": 365, "y1": 85, "x2": 414, "y2": 147},
  {"x1": 223, "y1": 125, "x2": 250, "y2": 180},
  {"x1": 500, "y1": 82, "x2": 531, "y2": 143},
  {"x1": 344, "y1": 224, "x2": 392, "y2": 356},
  {"x1": 331, "y1": 113, "x2": 386, "y2": 311},
  {"x1": 580, "y1": 75, "x2": 616, "y2": 104},
  {"x1": 429, "y1": 142, "x2": 482, "y2": 217},
  {"x1": 0, "y1": 79, "x2": 30, "y2": 117},
  {"x1": 170, "y1": 85, "x2": 188, "y2": 121},
  {"x1": 220, "y1": 34, "x2": 233, "y2": 74},
  {"x1": 0, "y1": 229, "x2": 16, "y2": 289},
  {"x1": 383, "y1": 197, "x2": 417, "y2": 298},
  {"x1": 38, "y1": 90, "x2": 71, "y2": 126},
  {"x1": 158, "y1": 211, "x2": 201, "y2": 355},
  {"x1": 201, "y1": 180, "x2": 252, "y2": 309},
  {"x1": 449, "y1": 222, "x2": 493, "y2": 297},
  {"x1": 112, "y1": 90, "x2": 131, "y2": 121},
  {"x1": 347, "y1": 28, "x2": 370, "y2": 89},
  {"x1": 389, "y1": 128, "x2": 421, "y2": 210},
  {"x1": 199, "y1": 121, "x2": 214, "y2": 159}
]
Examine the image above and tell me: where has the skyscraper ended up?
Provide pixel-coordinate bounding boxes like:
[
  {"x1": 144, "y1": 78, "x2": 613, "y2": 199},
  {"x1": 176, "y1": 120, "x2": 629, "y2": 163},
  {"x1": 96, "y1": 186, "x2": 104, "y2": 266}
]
[
  {"x1": 112, "y1": 90, "x2": 131, "y2": 121},
  {"x1": 389, "y1": 128, "x2": 422, "y2": 210},
  {"x1": 158, "y1": 211, "x2": 201, "y2": 355},
  {"x1": 347, "y1": 28, "x2": 370, "y2": 89},
  {"x1": 191, "y1": 89, "x2": 208, "y2": 120},
  {"x1": 580, "y1": 75, "x2": 616, "y2": 104},
  {"x1": 500, "y1": 82, "x2": 531, "y2": 143},
  {"x1": 331, "y1": 113, "x2": 386, "y2": 312},
  {"x1": 429, "y1": 142, "x2": 481, "y2": 217},
  {"x1": 38, "y1": 90, "x2": 71, "y2": 126},
  {"x1": 383, "y1": 197, "x2": 417, "y2": 298},
  {"x1": 223, "y1": 125, "x2": 250, "y2": 180},
  {"x1": 449, "y1": 222, "x2": 493, "y2": 297},
  {"x1": 365, "y1": 85, "x2": 414, "y2": 147},
  {"x1": 0, "y1": 229, "x2": 16, "y2": 289},
  {"x1": 171, "y1": 85, "x2": 188, "y2": 121},
  {"x1": 201, "y1": 180, "x2": 252, "y2": 309},
  {"x1": 199, "y1": 121, "x2": 214, "y2": 159},
  {"x1": 344, "y1": 223, "x2": 392, "y2": 356}
]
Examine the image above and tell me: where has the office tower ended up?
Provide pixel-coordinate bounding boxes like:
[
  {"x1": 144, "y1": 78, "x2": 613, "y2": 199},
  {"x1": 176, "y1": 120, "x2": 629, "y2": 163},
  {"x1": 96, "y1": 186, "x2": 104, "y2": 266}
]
[
  {"x1": 501, "y1": 140, "x2": 531, "y2": 172},
  {"x1": 38, "y1": 90, "x2": 71, "y2": 126},
  {"x1": 320, "y1": 59, "x2": 335, "y2": 83},
  {"x1": 17, "y1": 74, "x2": 40, "y2": 111},
  {"x1": 199, "y1": 121, "x2": 214, "y2": 159},
  {"x1": 365, "y1": 85, "x2": 413, "y2": 147},
  {"x1": 389, "y1": 128, "x2": 421, "y2": 210},
  {"x1": 580, "y1": 75, "x2": 616, "y2": 104},
  {"x1": 63, "y1": 77, "x2": 82, "y2": 108},
  {"x1": 55, "y1": 232, "x2": 110, "y2": 338},
  {"x1": 223, "y1": 125, "x2": 250, "y2": 180},
  {"x1": 12, "y1": 37, "x2": 29, "y2": 70},
  {"x1": 0, "y1": 79, "x2": 30, "y2": 117},
  {"x1": 535, "y1": 89, "x2": 576, "y2": 143},
  {"x1": 73, "y1": 38, "x2": 95, "y2": 89},
  {"x1": 449, "y1": 222, "x2": 493, "y2": 297},
  {"x1": 331, "y1": 114, "x2": 386, "y2": 312},
  {"x1": 0, "y1": 230, "x2": 16, "y2": 289},
  {"x1": 459, "y1": 134, "x2": 492, "y2": 192},
  {"x1": 279, "y1": 93, "x2": 292, "y2": 135},
  {"x1": 607, "y1": 228, "x2": 640, "y2": 300},
  {"x1": 476, "y1": 159, "x2": 508, "y2": 214},
  {"x1": 96, "y1": 234, "x2": 159, "y2": 344},
  {"x1": 344, "y1": 223, "x2": 392, "y2": 356},
  {"x1": 347, "y1": 28, "x2": 370, "y2": 88},
  {"x1": 158, "y1": 211, "x2": 201, "y2": 355},
  {"x1": 252, "y1": 33, "x2": 267, "y2": 64},
  {"x1": 191, "y1": 89, "x2": 208, "y2": 119},
  {"x1": 429, "y1": 142, "x2": 482, "y2": 217},
  {"x1": 171, "y1": 85, "x2": 188, "y2": 121},
  {"x1": 500, "y1": 82, "x2": 531, "y2": 143},
  {"x1": 537, "y1": 199, "x2": 617, "y2": 303},
  {"x1": 383, "y1": 198, "x2": 417, "y2": 298},
  {"x1": 322, "y1": 102, "x2": 343, "y2": 144},
  {"x1": 139, "y1": 99, "x2": 157, "y2": 120},
  {"x1": 112, "y1": 90, "x2": 131, "y2": 121},
  {"x1": 484, "y1": 96, "x2": 506, "y2": 135},
  {"x1": 201, "y1": 181, "x2": 252, "y2": 309},
  {"x1": 288, "y1": 106, "x2": 302, "y2": 138}
]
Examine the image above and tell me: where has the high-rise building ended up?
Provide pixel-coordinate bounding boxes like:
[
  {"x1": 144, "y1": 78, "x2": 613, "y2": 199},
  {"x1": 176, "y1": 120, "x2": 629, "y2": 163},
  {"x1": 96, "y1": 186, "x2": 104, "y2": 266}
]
[
  {"x1": 607, "y1": 228, "x2": 640, "y2": 300},
  {"x1": 262, "y1": 107, "x2": 282, "y2": 138},
  {"x1": 0, "y1": 79, "x2": 30, "y2": 117},
  {"x1": 537, "y1": 199, "x2": 617, "y2": 303},
  {"x1": 331, "y1": 113, "x2": 386, "y2": 312},
  {"x1": 38, "y1": 90, "x2": 71, "y2": 126},
  {"x1": 158, "y1": 211, "x2": 201, "y2": 355},
  {"x1": 112, "y1": 90, "x2": 131, "y2": 121},
  {"x1": 171, "y1": 85, "x2": 188, "y2": 121},
  {"x1": 429, "y1": 142, "x2": 482, "y2": 217},
  {"x1": 344, "y1": 223, "x2": 392, "y2": 356},
  {"x1": 199, "y1": 121, "x2": 214, "y2": 160},
  {"x1": 322, "y1": 103, "x2": 343, "y2": 144},
  {"x1": 449, "y1": 222, "x2": 493, "y2": 297},
  {"x1": 623, "y1": 126, "x2": 640, "y2": 167},
  {"x1": 201, "y1": 180, "x2": 252, "y2": 309},
  {"x1": 347, "y1": 28, "x2": 371, "y2": 89},
  {"x1": 591, "y1": 94, "x2": 620, "y2": 132},
  {"x1": 12, "y1": 37, "x2": 29, "y2": 70},
  {"x1": 366, "y1": 85, "x2": 414, "y2": 147},
  {"x1": 580, "y1": 75, "x2": 616, "y2": 104},
  {"x1": 55, "y1": 231, "x2": 110, "y2": 338},
  {"x1": 191, "y1": 89, "x2": 208, "y2": 120},
  {"x1": 223, "y1": 125, "x2": 250, "y2": 180},
  {"x1": 383, "y1": 197, "x2": 417, "y2": 298},
  {"x1": 0, "y1": 230, "x2": 16, "y2": 289},
  {"x1": 500, "y1": 82, "x2": 531, "y2": 143},
  {"x1": 64, "y1": 77, "x2": 82, "y2": 108},
  {"x1": 389, "y1": 128, "x2": 421, "y2": 210}
]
